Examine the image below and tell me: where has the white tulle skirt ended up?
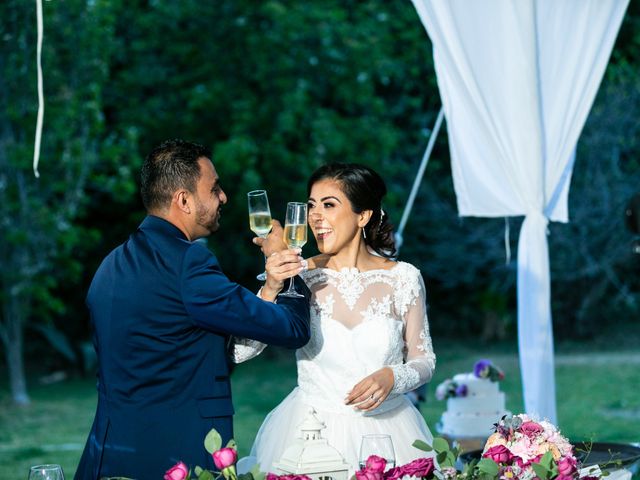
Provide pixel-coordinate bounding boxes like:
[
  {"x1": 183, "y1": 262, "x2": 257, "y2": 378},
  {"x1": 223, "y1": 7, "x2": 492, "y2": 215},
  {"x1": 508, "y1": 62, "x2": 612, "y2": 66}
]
[{"x1": 250, "y1": 387, "x2": 434, "y2": 475}]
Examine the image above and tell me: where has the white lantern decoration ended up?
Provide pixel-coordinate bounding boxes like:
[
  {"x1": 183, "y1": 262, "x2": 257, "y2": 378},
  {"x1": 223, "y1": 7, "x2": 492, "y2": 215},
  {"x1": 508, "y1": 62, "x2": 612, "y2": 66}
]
[{"x1": 273, "y1": 407, "x2": 350, "y2": 480}]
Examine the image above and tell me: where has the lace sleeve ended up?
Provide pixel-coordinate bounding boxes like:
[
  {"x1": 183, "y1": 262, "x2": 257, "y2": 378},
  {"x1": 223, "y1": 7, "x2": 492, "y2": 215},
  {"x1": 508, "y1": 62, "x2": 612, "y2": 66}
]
[
  {"x1": 229, "y1": 286, "x2": 269, "y2": 363},
  {"x1": 230, "y1": 337, "x2": 267, "y2": 364},
  {"x1": 389, "y1": 268, "x2": 436, "y2": 394}
]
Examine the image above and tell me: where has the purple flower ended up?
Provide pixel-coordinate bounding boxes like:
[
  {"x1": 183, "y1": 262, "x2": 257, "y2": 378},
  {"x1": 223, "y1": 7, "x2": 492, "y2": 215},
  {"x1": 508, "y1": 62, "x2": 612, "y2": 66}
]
[
  {"x1": 455, "y1": 384, "x2": 468, "y2": 397},
  {"x1": 474, "y1": 359, "x2": 492, "y2": 378}
]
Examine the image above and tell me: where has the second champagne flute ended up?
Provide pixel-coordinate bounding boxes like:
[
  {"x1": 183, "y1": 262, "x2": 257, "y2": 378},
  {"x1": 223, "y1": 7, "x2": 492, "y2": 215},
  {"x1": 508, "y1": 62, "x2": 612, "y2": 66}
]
[
  {"x1": 279, "y1": 202, "x2": 307, "y2": 298},
  {"x1": 247, "y1": 190, "x2": 273, "y2": 281}
]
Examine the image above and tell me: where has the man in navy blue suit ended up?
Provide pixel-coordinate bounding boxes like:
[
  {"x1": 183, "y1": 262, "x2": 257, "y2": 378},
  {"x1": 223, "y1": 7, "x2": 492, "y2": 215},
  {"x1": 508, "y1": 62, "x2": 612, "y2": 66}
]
[{"x1": 75, "y1": 139, "x2": 310, "y2": 480}]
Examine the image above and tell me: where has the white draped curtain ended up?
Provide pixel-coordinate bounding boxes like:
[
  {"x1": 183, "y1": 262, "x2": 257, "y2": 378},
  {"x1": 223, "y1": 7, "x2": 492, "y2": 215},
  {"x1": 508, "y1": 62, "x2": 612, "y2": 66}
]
[{"x1": 411, "y1": 0, "x2": 629, "y2": 422}]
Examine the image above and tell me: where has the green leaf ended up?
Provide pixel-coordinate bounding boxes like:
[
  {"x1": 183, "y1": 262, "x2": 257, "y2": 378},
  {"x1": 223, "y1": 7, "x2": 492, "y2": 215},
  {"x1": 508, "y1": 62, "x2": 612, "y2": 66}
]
[
  {"x1": 195, "y1": 466, "x2": 203, "y2": 475},
  {"x1": 531, "y1": 463, "x2": 551, "y2": 479},
  {"x1": 226, "y1": 439, "x2": 238, "y2": 450},
  {"x1": 436, "y1": 451, "x2": 448, "y2": 465},
  {"x1": 476, "y1": 458, "x2": 499, "y2": 477},
  {"x1": 433, "y1": 437, "x2": 451, "y2": 453},
  {"x1": 539, "y1": 451, "x2": 554, "y2": 469},
  {"x1": 204, "y1": 428, "x2": 223, "y2": 454},
  {"x1": 412, "y1": 439, "x2": 433, "y2": 452},
  {"x1": 238, "y1": 474, "x2": 254, "y2": 480},
  {"x1": 197, "y1": 470, "x2": 216, "y2": 480}
]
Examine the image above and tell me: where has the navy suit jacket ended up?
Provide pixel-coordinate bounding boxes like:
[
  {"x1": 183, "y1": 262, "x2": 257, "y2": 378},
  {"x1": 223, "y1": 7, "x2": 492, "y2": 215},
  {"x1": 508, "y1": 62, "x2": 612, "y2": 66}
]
[{"x1": 75, "y1": 216, "x2": 310, "y2": 480}]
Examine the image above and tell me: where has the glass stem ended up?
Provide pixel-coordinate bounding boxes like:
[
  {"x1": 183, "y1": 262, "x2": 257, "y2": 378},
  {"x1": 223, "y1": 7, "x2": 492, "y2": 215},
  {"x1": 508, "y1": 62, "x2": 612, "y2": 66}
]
[{"x1": 285, "y1": 276, "x2": 296, "y2": 294}]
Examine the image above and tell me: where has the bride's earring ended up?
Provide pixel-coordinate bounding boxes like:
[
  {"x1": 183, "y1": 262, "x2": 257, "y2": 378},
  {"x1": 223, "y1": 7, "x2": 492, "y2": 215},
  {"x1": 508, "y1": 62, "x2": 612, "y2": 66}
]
[{"x1": 362, "y1": 227, "x2": 367, "y2": 240}]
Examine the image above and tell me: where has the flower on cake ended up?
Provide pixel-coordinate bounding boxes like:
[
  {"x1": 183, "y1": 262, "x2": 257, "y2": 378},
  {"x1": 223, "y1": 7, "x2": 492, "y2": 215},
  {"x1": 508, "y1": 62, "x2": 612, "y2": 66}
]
[
  {"x1": 435, "y1": 378, "x2": 468, "y2": 400},
  {"x1": 473, "y1": 359, "x2": 504, "y2": 382}
]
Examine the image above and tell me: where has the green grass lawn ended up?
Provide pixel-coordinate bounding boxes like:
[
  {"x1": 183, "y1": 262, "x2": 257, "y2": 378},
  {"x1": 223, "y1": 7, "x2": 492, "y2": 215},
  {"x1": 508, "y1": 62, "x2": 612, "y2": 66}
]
[{"x1": 1, "y1": 341, "x2": 639, "y2": 478}]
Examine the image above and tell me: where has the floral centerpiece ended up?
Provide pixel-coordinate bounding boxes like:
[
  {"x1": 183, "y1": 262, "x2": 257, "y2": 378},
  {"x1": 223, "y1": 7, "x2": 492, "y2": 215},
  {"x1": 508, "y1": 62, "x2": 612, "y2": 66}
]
[
  {"x1": 480, "y1": 414, "x2": 594, "y2": 480},
  {"x1": 354, "y1": 414, "x2": 601, "y2": 480}
]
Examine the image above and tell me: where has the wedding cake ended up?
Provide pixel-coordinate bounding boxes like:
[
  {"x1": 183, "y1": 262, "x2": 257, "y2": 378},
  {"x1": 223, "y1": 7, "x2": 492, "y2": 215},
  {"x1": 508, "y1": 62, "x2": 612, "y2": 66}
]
[{"x1": 436, "y1": 360, "x2": 510, "y2": 439}]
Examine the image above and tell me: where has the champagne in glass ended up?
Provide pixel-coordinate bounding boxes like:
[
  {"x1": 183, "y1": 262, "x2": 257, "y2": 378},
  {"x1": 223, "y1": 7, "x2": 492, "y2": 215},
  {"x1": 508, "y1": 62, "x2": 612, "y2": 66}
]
[
  {"x1": 283, "y1": 223, "x2": 307, "y2": 249},
  {"x1": 279, "y1": 202, "x2": 307, "y2": 298},
  {"x1": 247, "y1": 190, "x2": 273, "y2": 281},
  {"x1": 250, "y1": 211, "x2": 273, "y2": 237}
]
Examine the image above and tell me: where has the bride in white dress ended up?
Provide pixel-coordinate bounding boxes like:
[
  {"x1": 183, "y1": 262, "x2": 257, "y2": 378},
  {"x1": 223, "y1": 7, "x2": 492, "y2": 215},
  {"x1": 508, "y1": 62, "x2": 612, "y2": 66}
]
[{"x1": 235, "y1": 163, "x2": 436, "y2": 474}]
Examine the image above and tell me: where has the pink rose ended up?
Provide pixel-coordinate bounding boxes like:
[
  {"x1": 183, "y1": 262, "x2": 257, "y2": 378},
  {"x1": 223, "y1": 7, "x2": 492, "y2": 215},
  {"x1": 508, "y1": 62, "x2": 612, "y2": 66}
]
[
  {"x1": 356, "y1": 470, "x2": 384, "y2": 480},
  {"x1": 164, "y1": 461, "x2": 189, "y2": 480},
  {"x1": 280, "y1": 476, "x2": 312, "y2": 480},
  {"x1": 520, "y1": 421, "x2": 544, "y2": 439},
  {"x1": 383, "y1": 467, "x2": 404, "y2": 480},
  {"x1": 400, "y1": 458, "x2": 435, "y2": 478},
  {"x1": 557, "y1": 456, "x2": 577, "y2": 476},
  {"x1": 365, "y1": 455, "x2": 388, "y2": 473},
  {"x1": 266, "y1": 474, "x2": 280, "y2": 480},
  {"x1": 483, "y1": 445, "x2": 514, "y2": 464},
  {"x1": 213, "y1": 447, "x2": 238, "y2": 470},
  {"x1": 556, "y1": 475, "x2": 574, "y2": 480}
]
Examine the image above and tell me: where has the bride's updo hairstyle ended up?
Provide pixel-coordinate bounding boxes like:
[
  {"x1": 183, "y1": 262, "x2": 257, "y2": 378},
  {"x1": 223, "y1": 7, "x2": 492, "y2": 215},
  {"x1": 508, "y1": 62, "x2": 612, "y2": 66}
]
[{"x1": 307, "y1": 163, "x2": 397, "y2": 259}]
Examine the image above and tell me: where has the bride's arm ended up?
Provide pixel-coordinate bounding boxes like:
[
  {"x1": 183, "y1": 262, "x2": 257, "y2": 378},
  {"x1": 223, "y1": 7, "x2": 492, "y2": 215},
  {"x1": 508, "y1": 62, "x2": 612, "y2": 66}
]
[
  {"x1": 229, "y1": 337, "x2": 268, "y2": 363},
  {"x1": 229, "y1": 286, "x2": 270, "y2": 363},
  {"x1": 389, "y1": 272, "x2": 436, "y2": 394}
]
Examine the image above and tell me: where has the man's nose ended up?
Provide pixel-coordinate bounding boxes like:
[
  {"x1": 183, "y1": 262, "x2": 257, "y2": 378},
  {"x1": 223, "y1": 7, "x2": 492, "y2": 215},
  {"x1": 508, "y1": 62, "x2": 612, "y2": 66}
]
[{"x1": 220, "y1": 189, "x2": 228, "y2": 204}]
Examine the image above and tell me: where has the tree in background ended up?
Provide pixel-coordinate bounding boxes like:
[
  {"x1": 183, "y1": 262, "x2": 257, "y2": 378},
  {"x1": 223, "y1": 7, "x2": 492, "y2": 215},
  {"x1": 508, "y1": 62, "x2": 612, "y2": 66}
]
[
  {"x1": 0, "y1": 0, "x2": 136, "y2": 404},
  {"x1": 1, "y1": 0, "x2": 638, "y2": 405}
]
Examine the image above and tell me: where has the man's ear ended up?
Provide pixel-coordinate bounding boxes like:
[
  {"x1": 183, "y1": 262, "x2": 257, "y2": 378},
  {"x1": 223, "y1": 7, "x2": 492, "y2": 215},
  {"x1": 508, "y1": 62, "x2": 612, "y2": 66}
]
[
  {"x1": 358, "y1": 209, "x2": 373, "y2": 228},
  {"x1": 175, "y1": 190, "x2": 191, "y2": 214}
]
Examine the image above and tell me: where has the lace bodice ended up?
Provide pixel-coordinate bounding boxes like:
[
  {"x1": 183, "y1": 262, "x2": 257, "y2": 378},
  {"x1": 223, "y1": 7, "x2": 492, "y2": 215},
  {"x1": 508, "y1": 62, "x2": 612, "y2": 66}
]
[{"x1": 231, "y1": 262, "x2": 436, "y2": 414}]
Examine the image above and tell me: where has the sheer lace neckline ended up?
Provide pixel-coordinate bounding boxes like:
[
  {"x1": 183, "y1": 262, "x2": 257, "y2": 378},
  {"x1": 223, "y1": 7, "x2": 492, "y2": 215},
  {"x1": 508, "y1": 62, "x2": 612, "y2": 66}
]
[{"x1": 312, "y1": 262, "x2": 402, "y2": 276}]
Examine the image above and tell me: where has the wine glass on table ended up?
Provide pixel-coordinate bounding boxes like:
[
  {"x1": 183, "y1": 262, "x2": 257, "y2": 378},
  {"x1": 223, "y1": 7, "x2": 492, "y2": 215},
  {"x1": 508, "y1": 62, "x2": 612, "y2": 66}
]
[
  {"x1": 28, "y1": 464, "x2": 65, "y2": 480},
  {"x1": 247, "y1": 190, "x2": 273, "y2": 281},
  {"x1": 279, "y1": 202, "x2": 307, "y2": 298},
  {"x1": 359, "y1": 434, "x2": 396, "y2": 470}
]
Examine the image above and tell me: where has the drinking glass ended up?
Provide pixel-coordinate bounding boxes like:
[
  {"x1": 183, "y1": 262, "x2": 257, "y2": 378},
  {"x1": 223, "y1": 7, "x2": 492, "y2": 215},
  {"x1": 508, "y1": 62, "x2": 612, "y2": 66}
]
[
  {"x1": 247, "y1": 190, "x2": 273, "y2": 281},
  {"x1": 279, "y1": 202, "x2": 307, "y2": 298},
  {"x1": 359, "y1": 434, "x2": 396, "y2": 470},
  {"x1": 28, "y1": 464, "x2": 65, "y2": 480}
]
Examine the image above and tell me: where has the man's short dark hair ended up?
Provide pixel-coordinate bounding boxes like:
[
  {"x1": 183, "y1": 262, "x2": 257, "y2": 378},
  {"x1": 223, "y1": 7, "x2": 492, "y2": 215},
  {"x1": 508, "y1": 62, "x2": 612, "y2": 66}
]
[{"x1": 141, "y1": 139, "x2": 211, "y2": 212}]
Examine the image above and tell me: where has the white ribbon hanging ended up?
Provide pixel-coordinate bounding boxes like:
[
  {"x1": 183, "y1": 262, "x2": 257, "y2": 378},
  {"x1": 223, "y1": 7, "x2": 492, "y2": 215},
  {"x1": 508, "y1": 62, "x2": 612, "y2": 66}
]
[{"x1": 33, "y1": 0, "x2": 45, "y2": 178}]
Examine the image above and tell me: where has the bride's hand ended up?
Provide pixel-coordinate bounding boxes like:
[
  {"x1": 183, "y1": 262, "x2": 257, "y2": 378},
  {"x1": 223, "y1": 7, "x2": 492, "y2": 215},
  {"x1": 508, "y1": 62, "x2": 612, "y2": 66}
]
[
  {"x1": 345, "y1": 367, "x2": 394, "y2": 411},
  {"x1": 260, "y1": 249, "x2": 306, "y2": 301}
]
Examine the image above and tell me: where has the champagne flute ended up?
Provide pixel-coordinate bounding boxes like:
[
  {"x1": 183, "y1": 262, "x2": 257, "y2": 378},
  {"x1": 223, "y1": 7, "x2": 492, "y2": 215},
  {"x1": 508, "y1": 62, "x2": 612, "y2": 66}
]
[
  {"x1": 28, "y1": 464, "x2": 65, "y2": 480},
  {"x1": 279, "y1": 202, "x2": 307, "y2": 298},
  {"x1": 247, "y1": 190, "x2": 273, "y2": 281},
  {"x1": 358, "y1": 434, "x2": 396, "y2": 470}
]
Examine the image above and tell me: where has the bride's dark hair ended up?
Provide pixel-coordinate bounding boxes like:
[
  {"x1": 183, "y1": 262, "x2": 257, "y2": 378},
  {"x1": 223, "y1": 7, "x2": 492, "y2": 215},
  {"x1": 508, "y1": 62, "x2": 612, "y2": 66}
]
[{"x1": 307, "y1": 163, "x2": 396, "y2": 259}]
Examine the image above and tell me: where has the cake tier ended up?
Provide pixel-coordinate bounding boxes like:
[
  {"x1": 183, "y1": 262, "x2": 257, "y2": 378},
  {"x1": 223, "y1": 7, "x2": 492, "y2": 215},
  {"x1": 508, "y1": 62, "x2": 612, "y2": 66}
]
[
  {"x1": 452, "y1": 373, "x2": 500, "y2": 396},
  {"x1": 440, "y1": 409, "x2": 511, "y2": 438},
  {"x1": 446, "y1": 392, "x2": 506, "y2": 414}
]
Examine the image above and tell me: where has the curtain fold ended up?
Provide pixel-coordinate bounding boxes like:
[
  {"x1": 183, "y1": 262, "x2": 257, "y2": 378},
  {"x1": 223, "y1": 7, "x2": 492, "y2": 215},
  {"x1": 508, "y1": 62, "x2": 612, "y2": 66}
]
[{"x1": 411, "y1": 0, "x2": 629, "y2": 422}]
